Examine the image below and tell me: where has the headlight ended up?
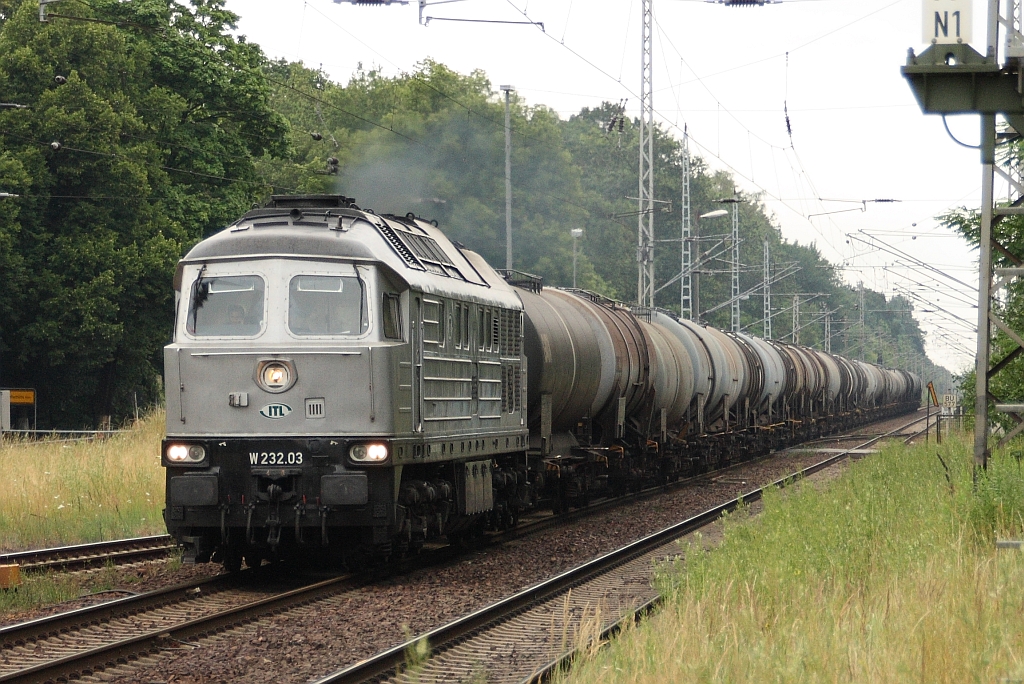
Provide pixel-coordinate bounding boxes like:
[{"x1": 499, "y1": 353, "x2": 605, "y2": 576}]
[
  {"x1": 262, "y1": 363, "x2": 290, "y2": 389},
  {"x1": 255, "y1": 359, "x2": 297, "y2": 393},
  {"x1": 349, "y1": 443, "x2": 389, "y2": 463},
  {"x1": 166, "y1": 443, "x2": 206, "y2": 463}
]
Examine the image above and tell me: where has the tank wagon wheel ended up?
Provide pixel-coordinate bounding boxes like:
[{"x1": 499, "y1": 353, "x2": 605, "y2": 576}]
[{"x1": 221, "y1": 547, "x2": 243, "y2": 573}]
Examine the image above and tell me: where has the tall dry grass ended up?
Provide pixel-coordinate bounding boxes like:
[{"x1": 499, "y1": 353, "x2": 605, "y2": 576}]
[
  {"x1": 560, "y1": 429, "x2": 1024, "y2": 683},
  {"x1": 0, "y1": 411, "x2": 166, "y2": 552}
]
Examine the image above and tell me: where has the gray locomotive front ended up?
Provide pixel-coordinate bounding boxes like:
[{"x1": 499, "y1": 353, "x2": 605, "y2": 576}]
[{"x1": 162, "y1": 196, "x2": 528, "y2": 568}]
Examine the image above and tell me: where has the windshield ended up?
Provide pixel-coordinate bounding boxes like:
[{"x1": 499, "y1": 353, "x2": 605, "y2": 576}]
[
  {"x1": 288, "y1": 275, "x2": 367, "y2": 336},
  {"x1": 187, "y1": 274, "x2": 265, "y2": 337}
]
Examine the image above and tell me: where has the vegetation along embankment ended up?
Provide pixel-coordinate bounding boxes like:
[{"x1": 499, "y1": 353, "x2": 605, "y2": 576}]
[
  {"x1": 0, "y1": 410, "x2": 166, "y2": 553},
  {"x1": 0, "y1": 411, "x2": 170, "y2": 616},
  {"x1": 559, "y1": 428, "x2": 1024, "y2": 683}
]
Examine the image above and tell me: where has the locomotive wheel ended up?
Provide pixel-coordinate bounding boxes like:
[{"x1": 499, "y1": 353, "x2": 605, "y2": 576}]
[
  {"x1": 244, "y1": 552, "x2": 262, "y2": 569},
  {"x1": 346, "y1": 543, "x2": 393, "y2": 573},
  {"x1": 222, "y1": 547, "x2": 243, "y2": 573}
]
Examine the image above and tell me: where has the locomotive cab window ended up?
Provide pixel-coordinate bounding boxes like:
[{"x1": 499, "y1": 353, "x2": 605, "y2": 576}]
[
  {"x1": 288, "y1": 275, "x2": 367, "y2": 336},
  {"x1": 382, "y1": 294, "x2": 402, "y2": 340},
  {"x1": 187, "y1": 274, "x2": 265, "y2": 337}
]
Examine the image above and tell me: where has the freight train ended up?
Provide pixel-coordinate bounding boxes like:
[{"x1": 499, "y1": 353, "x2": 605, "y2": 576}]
[{"x1": 161, "y1": 194, "x2": 921, "y2": 570}]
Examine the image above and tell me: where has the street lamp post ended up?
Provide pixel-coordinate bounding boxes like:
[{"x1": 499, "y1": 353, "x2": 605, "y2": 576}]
[
  {"x1": 571, "y1": 228, "x2": 583, "y2": 288},
  {"x1": 696, "y1": 209, "x2": 729, "y2": 324},
  {"x1": 717, "y1": 197, "x2": 743, "y2": 332},
  {"x1": 500, "y1": 84, "x2": 515, "y2": 270},
  {"x1": 0, "y1": 191, "x2": 15, "y2": 389}
]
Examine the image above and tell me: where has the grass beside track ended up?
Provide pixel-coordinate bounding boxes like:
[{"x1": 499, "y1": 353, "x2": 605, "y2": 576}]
[
  {"x1": 560, "y1": 428, "x2": 1024, "y2": 683},
  {"x1": 0, "y1": 411, "x2": 166, "y2": 553}
]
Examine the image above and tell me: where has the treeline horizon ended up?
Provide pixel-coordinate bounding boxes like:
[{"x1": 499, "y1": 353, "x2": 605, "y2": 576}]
[{"x1": 0, "y1": 0, "x2": 953, "y2": 428}]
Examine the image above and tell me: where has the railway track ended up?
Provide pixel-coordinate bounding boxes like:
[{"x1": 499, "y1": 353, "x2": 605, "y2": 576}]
[
  {"x1": 0, "y1": 535, "x2": 175, "y2": 573},
  {"x1": 0, "y1": 410, "x2": 925, "y2": 684},
  {"x1": 313, "y1": 412, "x2": 927, "y2": 684},
  {"x1": 0, "y1": 465, "x2": 737, "y2": 684},
  {"x1": 0, "y1": 564, "x2": 370, "y2": 684},
  {"x1": 2, "y1": 410, "x2": 919, "y2": 578}
]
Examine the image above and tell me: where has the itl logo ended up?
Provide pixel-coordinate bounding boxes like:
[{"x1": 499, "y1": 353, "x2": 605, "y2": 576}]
[{"x1": 259, "y1": 403, "x2": 293, "y2": 419}]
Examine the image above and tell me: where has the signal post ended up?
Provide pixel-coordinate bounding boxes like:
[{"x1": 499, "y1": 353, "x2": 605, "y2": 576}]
[{"x1": 903, "y1": 0, "x2": 1024, "y2": 470}]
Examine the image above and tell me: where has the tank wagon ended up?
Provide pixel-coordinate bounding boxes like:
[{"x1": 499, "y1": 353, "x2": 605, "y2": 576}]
[{"x1": 162, "y1": 195, "x2": 921, "y2": 569}]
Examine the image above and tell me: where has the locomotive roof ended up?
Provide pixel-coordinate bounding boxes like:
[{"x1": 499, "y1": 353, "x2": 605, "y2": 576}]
[{"x1": 177, "y1": 198, "x2": 522, "y2": 309}]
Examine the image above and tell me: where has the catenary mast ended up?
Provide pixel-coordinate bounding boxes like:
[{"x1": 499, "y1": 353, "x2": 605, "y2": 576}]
[
  {"x1": 681, "y1": 127, "x2": 693, "y2": 319},
  {"x1": 637, "y1": 0, "x2": 655, "y2": 307}
]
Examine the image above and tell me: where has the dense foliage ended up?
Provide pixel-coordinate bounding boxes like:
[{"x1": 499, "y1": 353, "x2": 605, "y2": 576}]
[
  {"x1": 0, "y1": 0, "x2": 287, "y2": 426},
  {"x1": 940, "y1": 143, "x2": 1024, "y2": 418},
  {"x1": 0, "y1": 2, "x2": 949, "y2": 427}
]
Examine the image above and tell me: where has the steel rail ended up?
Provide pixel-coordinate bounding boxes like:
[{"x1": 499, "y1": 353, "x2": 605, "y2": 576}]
[
  {"x1": 0, "y1": 535, "x2": 175, "y2": 572},
  {"x1": 0, "y1": 571, "x2": 364, "y2": 684},
  {"x1": 0, "y1": 498, "x2": 626, "y2": 683},
  {"x1": 312, "y1": 410, "x2": 927, "y2": 684},
  {"x1": 0, "y1": 571, "x2": 239, "y2": 646}
]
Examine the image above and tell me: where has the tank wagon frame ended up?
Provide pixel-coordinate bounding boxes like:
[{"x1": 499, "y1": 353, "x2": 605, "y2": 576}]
[{"x1": 161, "y1": 195, "x2": 921, "y2": 570}]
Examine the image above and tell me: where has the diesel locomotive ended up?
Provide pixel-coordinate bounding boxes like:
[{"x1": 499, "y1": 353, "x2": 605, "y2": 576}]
[{"x1": 162, "y1": 194, "x2": 921, "y2": 570}]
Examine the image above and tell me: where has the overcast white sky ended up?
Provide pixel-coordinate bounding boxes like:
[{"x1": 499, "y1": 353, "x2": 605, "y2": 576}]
[{"x1": 226, "y1": 0, "x2": 993, "y2": 373}]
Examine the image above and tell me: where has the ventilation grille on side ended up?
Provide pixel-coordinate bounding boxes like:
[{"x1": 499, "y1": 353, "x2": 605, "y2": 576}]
[{"x1": 305, "y1": 398, "x2": 326, "y2": 419}]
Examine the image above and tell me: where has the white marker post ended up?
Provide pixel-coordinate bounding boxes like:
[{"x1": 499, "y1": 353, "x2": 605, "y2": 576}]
[{"x1": 923, "y1": 0, "x2": 973, "y2": 44}]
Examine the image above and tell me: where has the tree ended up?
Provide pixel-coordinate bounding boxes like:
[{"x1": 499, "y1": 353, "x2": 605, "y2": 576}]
[{"x1": 0, "y1": 0, "x2": 288, "y2": 427}]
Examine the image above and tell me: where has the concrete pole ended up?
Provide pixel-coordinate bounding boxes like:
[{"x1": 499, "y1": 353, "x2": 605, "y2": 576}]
[
  {"x1": 572, "y1": 228, "x2": 583, "y2": 288},
  {"x1": 501, "y1": 85, "x2": 514, "y2": 270}
]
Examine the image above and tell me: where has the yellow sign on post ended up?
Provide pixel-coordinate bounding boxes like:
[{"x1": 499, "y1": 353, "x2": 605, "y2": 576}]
[{"x1": 9, "y1": 389, "x2": 34, "y2": 405}]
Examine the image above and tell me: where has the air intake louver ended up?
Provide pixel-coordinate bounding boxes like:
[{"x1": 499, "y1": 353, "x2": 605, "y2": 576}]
[
  {"x1": 375, "y1": 222, "x2": 425, "y2": 270},
  {"x1": 374, "y1": 221, "x2": 466, "y2": 281}
]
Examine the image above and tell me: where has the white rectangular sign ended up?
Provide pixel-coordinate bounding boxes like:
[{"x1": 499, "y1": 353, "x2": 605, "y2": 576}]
[{"x1": 923, "y1": 0, "x2": 972, "y2": 44}]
